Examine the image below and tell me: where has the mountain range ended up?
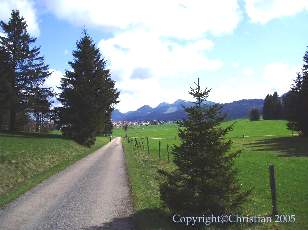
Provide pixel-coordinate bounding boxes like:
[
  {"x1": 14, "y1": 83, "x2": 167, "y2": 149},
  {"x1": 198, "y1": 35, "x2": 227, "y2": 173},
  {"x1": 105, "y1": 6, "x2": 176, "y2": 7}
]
[{"x1": 112, "y1": 99, "x2": 264, "y2": 121}]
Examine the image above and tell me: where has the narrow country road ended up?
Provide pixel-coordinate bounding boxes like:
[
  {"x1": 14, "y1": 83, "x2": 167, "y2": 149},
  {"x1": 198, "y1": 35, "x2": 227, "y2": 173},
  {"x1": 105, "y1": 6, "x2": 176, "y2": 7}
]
[{"x1": 0, "y1": 137, "x2": 134, "y2": 230}]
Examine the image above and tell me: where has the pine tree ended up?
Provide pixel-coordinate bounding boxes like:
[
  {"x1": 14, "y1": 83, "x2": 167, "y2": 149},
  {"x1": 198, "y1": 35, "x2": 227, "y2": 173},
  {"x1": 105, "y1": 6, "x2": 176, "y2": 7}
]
[
  {"x1": 58, "y1": 31, "x2": 119, "y2": 146},
  {"x1": 0, "y1": 10, "x2": 51, "y2": 131},
  {"x1": 249, "y1": 108, "x2": 260, "y2": 121},
  {"x1": 159, "y1": 78, "x2": 250, "y2": 217}
]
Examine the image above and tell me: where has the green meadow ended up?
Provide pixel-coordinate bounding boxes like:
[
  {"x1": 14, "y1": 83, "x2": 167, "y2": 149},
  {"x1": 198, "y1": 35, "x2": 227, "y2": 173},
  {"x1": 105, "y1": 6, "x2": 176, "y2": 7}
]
[
  {"x1": 0, "y1": 132, "x2": 109, "y2": 207},
  {"x1": 114, "y1": 120, "x2": 308, "y2": 229}
]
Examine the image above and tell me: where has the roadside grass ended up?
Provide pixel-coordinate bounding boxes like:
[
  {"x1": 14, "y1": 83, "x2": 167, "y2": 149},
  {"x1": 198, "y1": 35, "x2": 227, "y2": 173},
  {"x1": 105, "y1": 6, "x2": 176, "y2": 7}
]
[
  {"x1": 0, "y1": 132, "x2": 109, "y2": 207},
  {"x1": 117, "y1": 119, "x2": 308, "y2": 229},
  {"x1": 123, "y1": 141, "x2": 178, "y2": 230}
]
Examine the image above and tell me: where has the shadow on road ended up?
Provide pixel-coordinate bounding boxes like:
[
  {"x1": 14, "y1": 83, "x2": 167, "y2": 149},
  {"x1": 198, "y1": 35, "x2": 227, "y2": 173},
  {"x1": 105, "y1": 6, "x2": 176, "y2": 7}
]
[
  {"x1": 246, "y1": 136, "x2": 308, "y2": 157},
  {"x1": 82, "y1": 216, "x2": 134, "y2": 230},
  {"x1": 82, "y1": 208, "x2": 179, "y2": 230}
]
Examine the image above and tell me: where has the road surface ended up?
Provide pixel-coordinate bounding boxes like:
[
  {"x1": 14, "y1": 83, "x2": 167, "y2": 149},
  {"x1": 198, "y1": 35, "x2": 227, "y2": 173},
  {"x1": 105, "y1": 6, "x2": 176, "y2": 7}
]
[{"x1": 0, "y1": 137, "x2": 134, "y2": 230}]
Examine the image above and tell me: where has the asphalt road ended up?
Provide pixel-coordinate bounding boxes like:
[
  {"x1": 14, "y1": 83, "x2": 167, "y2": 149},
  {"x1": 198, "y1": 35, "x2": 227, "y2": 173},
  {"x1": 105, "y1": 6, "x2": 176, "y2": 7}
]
[{"x1": 0, "y1": 137, "x2": 134, "y2": 230}]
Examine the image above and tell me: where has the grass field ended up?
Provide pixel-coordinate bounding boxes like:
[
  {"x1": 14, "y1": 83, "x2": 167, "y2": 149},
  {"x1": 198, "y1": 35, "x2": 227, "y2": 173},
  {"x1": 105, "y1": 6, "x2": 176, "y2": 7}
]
[
  {"x1": 114, "y1": 120, "x2": 308, "y2": 229},
  {"x1": 0, "y1": 132, "x2": 109, "y2": 207}
]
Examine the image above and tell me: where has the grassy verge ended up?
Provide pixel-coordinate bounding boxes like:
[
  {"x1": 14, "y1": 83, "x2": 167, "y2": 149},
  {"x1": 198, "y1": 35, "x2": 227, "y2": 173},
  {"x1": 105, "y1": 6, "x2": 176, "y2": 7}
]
[
  {"x1": 0, "y1": 132, "x2": 109, "y2": 207},
  {"x1": 123, "y1": 141, "x2": 177, "y2": 229},
  {"x1": 118, "y1": 120, "x2": 308, "y2": 229}
]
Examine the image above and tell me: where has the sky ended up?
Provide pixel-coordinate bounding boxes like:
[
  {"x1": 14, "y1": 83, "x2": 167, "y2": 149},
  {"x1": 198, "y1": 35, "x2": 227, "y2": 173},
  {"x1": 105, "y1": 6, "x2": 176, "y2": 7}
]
[{"x1": 1, "y1": 0, "x2": 308, "y2": 112}]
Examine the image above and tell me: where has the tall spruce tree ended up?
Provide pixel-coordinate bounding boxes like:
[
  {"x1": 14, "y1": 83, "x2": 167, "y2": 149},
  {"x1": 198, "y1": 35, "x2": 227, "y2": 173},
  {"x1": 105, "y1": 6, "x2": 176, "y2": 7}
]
[
  {"x1": 285, "y1": 49, "x2": 308, "y2": 136},
  {"x1": 159, "y1": 79, "x2": 249, "y2": 217},
  {"x1": 58, "y1": 31, "x2": 119, "y2": 146},
  {"x1": 0, "y1": 10, "x2": 51, "y2": 131}
]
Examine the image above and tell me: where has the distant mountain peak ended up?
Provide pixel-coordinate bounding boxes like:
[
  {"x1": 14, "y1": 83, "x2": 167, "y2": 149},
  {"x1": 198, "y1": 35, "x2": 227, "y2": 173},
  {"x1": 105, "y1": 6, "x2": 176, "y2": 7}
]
[
  {"x1": 157, "y1": 102, "x2": 170, "y2": 108},
  {"x1": 112, "y1": 98, "x2": 264, "y2": 121},
  {"x1": 136, "y1": 105, "x2": 152, "y2": 113},
  {"x1": 175, "y1": 99, "x2": 190, "y2": 105}
]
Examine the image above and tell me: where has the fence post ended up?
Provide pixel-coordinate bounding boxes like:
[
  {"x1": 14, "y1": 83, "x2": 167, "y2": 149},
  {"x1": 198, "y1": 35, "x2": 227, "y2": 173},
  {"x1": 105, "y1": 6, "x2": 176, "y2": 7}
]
[
  {"x1": 167, "y1": 144, "x2": 169, "y2": 162},
  {"x1": 146, "y1": 137, "x2": 150, "y2": 154},
  {"x1": 269, "y1": 164, "x2": 278, "y2": 217},
  {"x1": 158, "y1": 140, "x2": 161, "y2": 159}
]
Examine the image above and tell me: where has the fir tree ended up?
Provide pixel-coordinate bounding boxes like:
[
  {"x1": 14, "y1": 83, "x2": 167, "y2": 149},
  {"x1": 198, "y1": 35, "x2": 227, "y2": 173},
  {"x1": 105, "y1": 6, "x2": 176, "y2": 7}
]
[
  {"x1": 159, "y1": 78, "x2": 250, "y2": 217},
  {"x1": 0, "y1": 10, "x2": 51, "y2": 131},
  {"x1": 58, "y1": 31, "x2": 119, "y2": 146},
  {"x1": 249, "y1": 108, "x2": 260, "y2": 121}
]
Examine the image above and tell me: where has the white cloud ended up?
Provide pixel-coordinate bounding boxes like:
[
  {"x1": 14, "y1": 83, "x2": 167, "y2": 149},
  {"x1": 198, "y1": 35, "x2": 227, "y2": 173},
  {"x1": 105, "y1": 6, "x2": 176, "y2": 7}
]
[
  {"x1": 245, "y1": 0, "x2": 308, "y2": 24},
  {"x1": 44, "y1": 69, "x2": 63, "y2": 95},
  {"x1": 98, "y1": 29, "x2": 223, "y2": 111},
  {"x1": 99, "y1": 30, "x2": 222, "y2": 78},
  {"x1": 45, "y1": 0, "x2": 241, "y2": 39},
  {"x1": 242, "y1": 67, "x2": 254, "y2": 77},
  {"x1": 262, "y1": 62, "x2": 298, "y2": 93},
  {"x1": 0, "y1": 0, "x2": 39, "y2": 35},
  {"x1": 43, "y1": 0, "x2": 242, "y2": 112}
]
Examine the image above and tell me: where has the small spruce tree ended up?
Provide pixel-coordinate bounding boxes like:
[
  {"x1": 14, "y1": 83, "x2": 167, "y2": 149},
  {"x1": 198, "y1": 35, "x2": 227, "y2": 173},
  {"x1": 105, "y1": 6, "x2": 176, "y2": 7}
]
[{"x1": 160, "y1": 78, "x2": 250, "y2": 217}]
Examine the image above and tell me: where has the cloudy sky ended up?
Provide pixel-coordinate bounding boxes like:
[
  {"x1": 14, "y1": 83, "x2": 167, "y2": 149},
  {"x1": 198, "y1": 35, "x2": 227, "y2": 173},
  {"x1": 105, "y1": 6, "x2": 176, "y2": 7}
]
[{"x1": 1, "y1": 0, "x2": 308, "y2": 112}]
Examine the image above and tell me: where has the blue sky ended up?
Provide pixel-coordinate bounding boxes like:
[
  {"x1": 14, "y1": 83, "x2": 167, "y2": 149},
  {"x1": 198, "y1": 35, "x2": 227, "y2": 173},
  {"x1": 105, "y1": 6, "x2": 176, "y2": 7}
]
[{"x1": 1, "y1": 0, "x2": 308, "y2": 112}]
